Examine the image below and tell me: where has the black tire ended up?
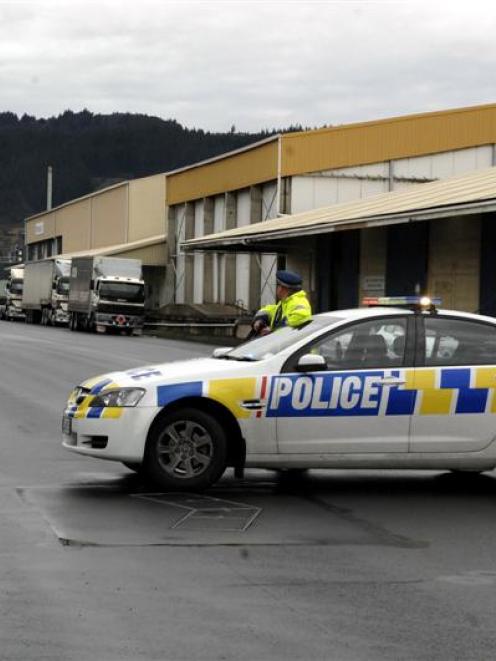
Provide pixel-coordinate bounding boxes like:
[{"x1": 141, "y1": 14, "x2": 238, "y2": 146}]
[{"x1": 144, "y1": 408, "x2": 227, "y2": 491}]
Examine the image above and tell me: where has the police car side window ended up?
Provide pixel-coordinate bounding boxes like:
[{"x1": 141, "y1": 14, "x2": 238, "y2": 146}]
[
  {"x1": 424, "y1": 318, "x2": 496, "y2": 366},
  {"x1": 306, "y1": 317, "x2": 407, "y2": 370}
]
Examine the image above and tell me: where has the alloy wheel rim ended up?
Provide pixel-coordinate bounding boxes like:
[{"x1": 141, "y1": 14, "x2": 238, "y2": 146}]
[{"x1": 157, "y1": 420, "x2": 213, "y2": 479}]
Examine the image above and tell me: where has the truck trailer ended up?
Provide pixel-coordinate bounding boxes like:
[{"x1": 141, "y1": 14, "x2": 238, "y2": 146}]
[
  {"x1": 23, "y1": 258, "x2": 71, "y2": 325},
  {"x1": 3, "y1": 266, "x2": 25, "y2": 321},
  {"x1": 68, "y1": 256, "x2": 145, "y2": 335}
]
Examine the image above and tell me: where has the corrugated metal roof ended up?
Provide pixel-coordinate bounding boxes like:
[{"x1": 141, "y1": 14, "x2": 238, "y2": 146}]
[
  {"x1": 53, "y1": 234, "x2": 166, "y2": 260},
  {"x1": 183, "y1": 167, "x2": 496, "y2": 251}
]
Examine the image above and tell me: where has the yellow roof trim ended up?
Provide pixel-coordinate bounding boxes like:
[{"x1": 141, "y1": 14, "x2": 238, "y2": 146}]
[
  {"x1": 169, "y1": 103, "x2": 496, "y2": 204},
  {"x1": 280, "y1": 103, "x2": 496, "y2": 177}
]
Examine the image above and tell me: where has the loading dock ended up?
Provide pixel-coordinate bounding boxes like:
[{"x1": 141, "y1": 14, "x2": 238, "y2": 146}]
[{"x1": 183, "y1": 167, "x2": 496, "y2": 316}]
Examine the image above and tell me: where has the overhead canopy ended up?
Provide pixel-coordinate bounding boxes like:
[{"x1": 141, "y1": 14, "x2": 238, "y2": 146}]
[
  {"x1": 182, "y1": 166, "x2": 496, "y2": 252},
  {"x1": 52, "y1": 234, "x2": 167, "y2": 266}
]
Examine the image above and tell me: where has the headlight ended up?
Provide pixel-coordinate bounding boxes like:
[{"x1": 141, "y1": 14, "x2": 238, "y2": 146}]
[{"x1": 91, "y1": 388, "x2": 145, "y2": 408}]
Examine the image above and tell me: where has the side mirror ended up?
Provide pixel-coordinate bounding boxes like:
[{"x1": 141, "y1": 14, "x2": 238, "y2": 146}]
[
  {"x1": 212, "y1": 347, "x2": 232, "y2": 358},
  {"x1": 296, "y1": 353, "x2": 327, "y2": 372}
]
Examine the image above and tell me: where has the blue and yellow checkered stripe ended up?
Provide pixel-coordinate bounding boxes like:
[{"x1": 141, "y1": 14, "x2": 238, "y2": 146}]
[
  {"x1": 69, "y1": 367, "x2": 496, "y2": 423},
  {"x1": 66, "y1": 376, "x2": 123, "y2": 420},
  {"x1": 407, "y1": 367, "x2": 496, "y2": 415}
]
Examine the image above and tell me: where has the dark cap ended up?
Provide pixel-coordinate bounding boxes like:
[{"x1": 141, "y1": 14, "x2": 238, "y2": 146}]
[{"x1": 276, "y1": 269, "x2": 303, "y2": 289}]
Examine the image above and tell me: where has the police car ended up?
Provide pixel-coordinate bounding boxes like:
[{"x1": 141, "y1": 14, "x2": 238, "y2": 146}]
[{"x1": 62, "y1": 297, "x2": 496, "y2": 490}]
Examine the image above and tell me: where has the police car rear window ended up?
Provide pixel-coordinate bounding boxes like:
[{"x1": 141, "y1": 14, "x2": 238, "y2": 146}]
[
  {"x1": 424, "y1": 317, "x2": 496, "y2": 366},
  {"x1": 226, "y1": 317, "x2": 343, "y2": 361}
]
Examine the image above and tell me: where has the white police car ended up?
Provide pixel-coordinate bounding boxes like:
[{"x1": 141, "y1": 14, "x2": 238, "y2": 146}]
[{"x1": 62, "y1": 297, "x2": 496, "y2": 490}]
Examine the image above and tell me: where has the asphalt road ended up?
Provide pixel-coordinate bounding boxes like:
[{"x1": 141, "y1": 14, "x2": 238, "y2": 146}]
[{"x1": 1, "y1": 321, "x2": 496, "y2": 660}]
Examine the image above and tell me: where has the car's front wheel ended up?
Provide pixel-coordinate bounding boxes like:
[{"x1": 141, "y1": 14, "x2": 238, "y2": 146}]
[{"x1": 144, "y1": 408, "x2": 227, "y2": 491}]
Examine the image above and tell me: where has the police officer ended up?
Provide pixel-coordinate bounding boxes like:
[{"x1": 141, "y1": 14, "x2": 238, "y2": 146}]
[{"x1": 251, "y1": 269, "x2": 312, "y2": 335}]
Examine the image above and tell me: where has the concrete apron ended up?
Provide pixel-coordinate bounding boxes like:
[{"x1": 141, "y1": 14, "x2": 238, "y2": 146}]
[{"x1": 17, "y1": 471, "x2": 420, "y2": 548}]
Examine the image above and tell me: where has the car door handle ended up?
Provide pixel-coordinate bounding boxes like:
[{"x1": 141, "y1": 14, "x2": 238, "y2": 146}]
[
  {"x1": 376, "y1": 377, "x2": 406, "y2": 386},
  {"x1": 241, "y1": 399, "x2": 265, "y2": 411}
]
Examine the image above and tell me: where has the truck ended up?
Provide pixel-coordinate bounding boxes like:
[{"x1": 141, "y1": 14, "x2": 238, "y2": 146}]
[
  {"x1": 68, "y1": 256, "x2": 145, "y2": 335},
  {"x1": 23, "y1": 258, "x2": 71, "y2": 326},
  {"x1": 3, "y1": 266, "x2": 25, "y2": 321},
  {"x1": 0, "y1": 279, "x2": 7, "y2": 320}
]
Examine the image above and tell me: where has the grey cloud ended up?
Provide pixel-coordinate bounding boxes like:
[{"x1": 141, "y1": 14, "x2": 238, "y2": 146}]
[{"x1": 0, "y1": 0, "x2": 495, "y2": 131}]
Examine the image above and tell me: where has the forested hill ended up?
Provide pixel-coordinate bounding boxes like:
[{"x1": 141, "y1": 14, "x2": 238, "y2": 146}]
[{"x1": 0, "y1": 110, "x2": 301, "y2": 230}]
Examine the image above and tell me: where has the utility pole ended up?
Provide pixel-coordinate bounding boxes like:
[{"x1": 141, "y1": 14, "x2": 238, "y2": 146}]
[{"x1": 47, "y1": 166, "x2": 53, "y2": 210}]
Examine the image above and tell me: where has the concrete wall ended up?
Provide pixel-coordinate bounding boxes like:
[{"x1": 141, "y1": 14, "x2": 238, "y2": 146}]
[
  {"x1": 359, "y1": 228, "x2": 387, "y2": 301},
  {"x1": 427, "y1": 216, "x2": 481, "y2": 312}
]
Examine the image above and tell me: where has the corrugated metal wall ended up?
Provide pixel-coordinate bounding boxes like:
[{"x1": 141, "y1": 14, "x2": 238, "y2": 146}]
[
  {"x1": 167, "y1": 140, "x2": 279, "y2": 206},
  {"x1": 281, "y1": 104, "x2": 496, "y2": 177}
]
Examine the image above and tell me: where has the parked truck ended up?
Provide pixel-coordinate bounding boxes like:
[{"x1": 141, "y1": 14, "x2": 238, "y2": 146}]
[
  {"x1": 68, "y1": 256, "x2": 145, "y2": 335},
  {"x1": 3, "y1": 266, "x2": 25, "y2": 321},
  {"x1": 0, "y1": 279, "x2": 7, "y2": 319},
  {"x1": 23, "y1": 258, "x2": 71, "y2": 326}
]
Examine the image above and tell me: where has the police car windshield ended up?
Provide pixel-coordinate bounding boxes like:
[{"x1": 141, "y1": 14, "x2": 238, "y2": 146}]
[{"x1": 225, "y1": 317, "x2": 341, "y2": 361}]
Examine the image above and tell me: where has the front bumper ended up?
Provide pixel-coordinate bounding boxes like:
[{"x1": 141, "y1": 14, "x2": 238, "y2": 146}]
[
  {"x1": 95, "y1": 313, "x2": 144, "y2": 329},
  {"x1": 7, "y1": 305, "x2": 25, "y2": 320},
  {"x1": 62, "y1": 406, "x2": 159, "y2": 463},
  {"x1": 54, "y1": 310, "x2": 69, "y2": 324}
]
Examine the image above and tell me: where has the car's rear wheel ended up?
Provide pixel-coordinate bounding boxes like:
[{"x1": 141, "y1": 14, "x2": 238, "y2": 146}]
[{"x1": 144, "y1": 408, "x2": 227, "y2": 491}]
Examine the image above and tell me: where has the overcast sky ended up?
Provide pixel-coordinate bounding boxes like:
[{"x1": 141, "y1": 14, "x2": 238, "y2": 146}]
[{"x1": 0, "y1": 0, "x2": 495, "y2": 132}]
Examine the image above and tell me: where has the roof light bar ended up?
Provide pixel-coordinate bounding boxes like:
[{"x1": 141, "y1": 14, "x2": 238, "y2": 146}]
[{"x1": 362, "y1": 295, "x2": 442, "y2": 309}]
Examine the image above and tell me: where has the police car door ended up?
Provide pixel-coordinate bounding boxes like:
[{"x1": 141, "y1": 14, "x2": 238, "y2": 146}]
[
  {"x1": 272, "y1": 316, "x2": 414, "y2": 453},
  {"x1": 409, "y1": 315, "x2": 496, "y2": 452}
]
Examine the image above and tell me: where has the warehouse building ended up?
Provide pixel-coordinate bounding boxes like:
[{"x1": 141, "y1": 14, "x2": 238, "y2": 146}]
[
  {"x1": 184, "y1": 166, "x2": 496, "y2": 316},
  {"x1": 24, "y1": 173, "x2": 167, "y2": 310},
  {"x1": 24, "y1": 102, "x2": 496, "y2": 317},
  {"x1": 170, "y1": 103, "x2": 496, "y2": 315}
]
